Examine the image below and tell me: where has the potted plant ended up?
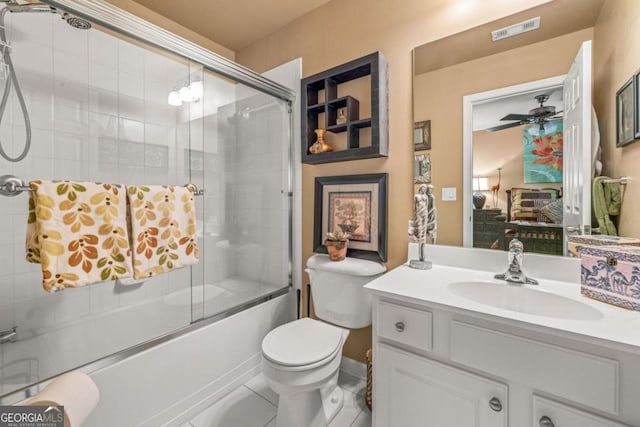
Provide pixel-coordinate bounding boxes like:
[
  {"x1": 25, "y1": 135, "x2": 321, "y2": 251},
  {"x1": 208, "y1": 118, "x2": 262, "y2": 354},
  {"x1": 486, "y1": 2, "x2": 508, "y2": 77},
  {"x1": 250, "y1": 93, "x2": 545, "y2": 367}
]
[{"x1": 324, "y1": 230, "x2": 350, "y2": 261}]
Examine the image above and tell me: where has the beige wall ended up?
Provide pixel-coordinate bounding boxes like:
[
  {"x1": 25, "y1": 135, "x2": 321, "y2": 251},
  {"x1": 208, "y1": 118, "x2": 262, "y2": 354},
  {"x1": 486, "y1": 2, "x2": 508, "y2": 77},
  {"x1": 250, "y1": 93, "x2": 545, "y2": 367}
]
[
  {"x1": 237, "y1": 0, "x2": 553, "y2": 362},
  {"x1": 473, "y1": 127, "x2": 561, "y2": 213},
  {"x1": 105, "y1": 0, "x2": 235, "y2": 60},
  {"x1": 414, "y1": 28, "x2": 592, "y2": 244},
  {"x1": 593, "y1": 0, "x2": 640, "y2": 237}
]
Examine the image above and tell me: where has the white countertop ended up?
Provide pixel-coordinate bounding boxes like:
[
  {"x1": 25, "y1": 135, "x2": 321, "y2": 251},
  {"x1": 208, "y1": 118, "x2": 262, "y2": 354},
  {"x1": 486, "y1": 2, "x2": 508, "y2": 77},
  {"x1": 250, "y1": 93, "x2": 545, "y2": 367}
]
[{"x1": 364, "y1": 244, "x2": 640, "y2": 353}]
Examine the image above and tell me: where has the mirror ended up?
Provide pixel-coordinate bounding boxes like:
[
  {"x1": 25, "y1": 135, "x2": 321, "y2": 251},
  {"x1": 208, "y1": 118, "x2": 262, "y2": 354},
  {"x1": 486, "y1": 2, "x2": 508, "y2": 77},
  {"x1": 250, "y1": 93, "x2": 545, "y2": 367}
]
[{"x1": 411, "y1": 0, "x2": 629, "y2": 256}]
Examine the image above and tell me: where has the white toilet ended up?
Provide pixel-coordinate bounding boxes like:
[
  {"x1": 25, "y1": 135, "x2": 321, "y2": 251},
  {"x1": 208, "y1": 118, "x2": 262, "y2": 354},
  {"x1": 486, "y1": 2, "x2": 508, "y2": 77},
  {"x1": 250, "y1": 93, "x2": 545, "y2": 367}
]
[{"x1": 261, "y1": 254, "x2": 385, "y2": 427}]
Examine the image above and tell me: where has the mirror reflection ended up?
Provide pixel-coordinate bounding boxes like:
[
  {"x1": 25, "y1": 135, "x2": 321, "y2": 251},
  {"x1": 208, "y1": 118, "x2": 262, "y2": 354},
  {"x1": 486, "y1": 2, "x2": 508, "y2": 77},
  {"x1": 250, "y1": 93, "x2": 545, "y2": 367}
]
[{"x1": 412, "y1": 0, "x2": 635, "y2": 257}]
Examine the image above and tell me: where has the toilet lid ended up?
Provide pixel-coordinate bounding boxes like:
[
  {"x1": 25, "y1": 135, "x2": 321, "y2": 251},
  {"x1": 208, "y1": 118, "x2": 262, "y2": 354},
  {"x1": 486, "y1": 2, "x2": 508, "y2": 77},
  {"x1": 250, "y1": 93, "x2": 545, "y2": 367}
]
[{"x1": 262, "y1": 318, "x2": 344, "y2": 367}]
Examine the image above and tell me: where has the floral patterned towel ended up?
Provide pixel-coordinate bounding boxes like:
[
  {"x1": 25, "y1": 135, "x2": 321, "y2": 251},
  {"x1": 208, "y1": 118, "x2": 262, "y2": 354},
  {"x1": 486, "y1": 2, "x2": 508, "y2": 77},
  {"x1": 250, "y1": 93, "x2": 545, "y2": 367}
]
[
  {"x1": 26, "y1": 180, "x2": 133, "y2": 292},
  {"x1": 127, "y1": 185, "x2": 199, "y2": 279}
]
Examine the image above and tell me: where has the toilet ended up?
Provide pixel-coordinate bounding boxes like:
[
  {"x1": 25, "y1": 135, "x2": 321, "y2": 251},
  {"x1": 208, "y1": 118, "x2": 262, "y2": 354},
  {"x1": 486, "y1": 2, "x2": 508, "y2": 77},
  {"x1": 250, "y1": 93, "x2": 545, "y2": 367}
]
[{"x1": 261, "y1": 254, "x2": 386, "y2": 427}]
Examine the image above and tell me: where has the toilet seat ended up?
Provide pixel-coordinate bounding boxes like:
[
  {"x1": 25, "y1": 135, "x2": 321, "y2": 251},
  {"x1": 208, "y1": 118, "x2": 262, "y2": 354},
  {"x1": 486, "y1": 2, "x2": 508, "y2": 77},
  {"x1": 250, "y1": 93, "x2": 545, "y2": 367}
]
[{"x1": 262, "y1": 318, "x2": 344, "y2": 368}]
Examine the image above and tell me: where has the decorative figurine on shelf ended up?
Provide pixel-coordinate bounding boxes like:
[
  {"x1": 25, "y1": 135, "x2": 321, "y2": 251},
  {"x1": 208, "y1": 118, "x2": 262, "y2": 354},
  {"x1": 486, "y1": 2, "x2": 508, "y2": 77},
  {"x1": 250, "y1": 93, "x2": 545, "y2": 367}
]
[
  {"x1": 408, "y1": 184, "x2": 436, "y2": 269},
  {"x1": 309, "y1": 128, "x2": 333, "y2": 154},
  {"x1": 336, "y1": 107, "x2": 347, "y2": 125}
]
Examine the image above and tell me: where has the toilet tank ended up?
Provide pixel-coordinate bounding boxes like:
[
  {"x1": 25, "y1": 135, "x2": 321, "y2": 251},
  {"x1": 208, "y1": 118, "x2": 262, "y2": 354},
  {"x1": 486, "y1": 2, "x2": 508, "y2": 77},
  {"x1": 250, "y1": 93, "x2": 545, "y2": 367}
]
[{"x1": 306, "y1": 254, "x2": 386, "y2": 329}]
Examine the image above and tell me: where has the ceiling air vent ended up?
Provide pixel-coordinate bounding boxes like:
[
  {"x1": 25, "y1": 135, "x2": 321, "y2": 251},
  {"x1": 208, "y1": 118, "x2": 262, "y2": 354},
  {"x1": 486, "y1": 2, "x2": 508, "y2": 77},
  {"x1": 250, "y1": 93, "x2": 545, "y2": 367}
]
[{"x1": 491, "y1": 17, "x2": 541, "y2": 42}]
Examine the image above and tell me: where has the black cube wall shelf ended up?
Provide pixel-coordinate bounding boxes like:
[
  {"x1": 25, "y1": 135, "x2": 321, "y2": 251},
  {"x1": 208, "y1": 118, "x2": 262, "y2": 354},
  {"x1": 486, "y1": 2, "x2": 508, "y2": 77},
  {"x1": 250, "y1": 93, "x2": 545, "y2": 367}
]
[{"x1": 301, "y1": 51, "x2": 388, "y2": 164}]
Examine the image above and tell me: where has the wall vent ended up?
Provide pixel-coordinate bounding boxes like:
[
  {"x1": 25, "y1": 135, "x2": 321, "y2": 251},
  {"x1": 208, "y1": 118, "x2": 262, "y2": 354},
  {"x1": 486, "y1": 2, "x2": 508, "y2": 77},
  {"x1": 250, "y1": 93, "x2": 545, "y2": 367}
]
[{"x1": 491, "y1": 17, "x2": 541, "y2": 41}]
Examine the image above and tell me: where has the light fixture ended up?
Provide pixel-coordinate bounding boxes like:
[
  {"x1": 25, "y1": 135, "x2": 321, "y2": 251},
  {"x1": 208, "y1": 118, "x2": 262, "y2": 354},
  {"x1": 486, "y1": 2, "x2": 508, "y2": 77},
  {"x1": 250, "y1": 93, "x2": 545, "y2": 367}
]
[
  {"x1": 189, "y1": 81, "x2": 203, "y2": 100},
  {"x1": 472, "y1": 176, "x2": 489, "y2": 209},
  {"x1": 167, "y1": 91, "x2": 182, "y2": 106},
  {"x1": 179, "y1": 86, "x2": 194, "y2": 102}
]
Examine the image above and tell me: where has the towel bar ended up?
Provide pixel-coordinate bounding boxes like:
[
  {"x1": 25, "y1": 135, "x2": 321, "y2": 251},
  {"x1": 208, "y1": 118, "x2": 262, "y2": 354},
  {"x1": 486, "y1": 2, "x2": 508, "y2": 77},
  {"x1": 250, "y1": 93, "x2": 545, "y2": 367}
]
[
  {"x1": 0, "y1": 175, "x2": 206, "y2": 197},
  {"x1": 602, "y1": 177, "x2": 629, "y2": 185},
  {"x1": 0, "y1": 175, "x2": 32, "y2": 196}
]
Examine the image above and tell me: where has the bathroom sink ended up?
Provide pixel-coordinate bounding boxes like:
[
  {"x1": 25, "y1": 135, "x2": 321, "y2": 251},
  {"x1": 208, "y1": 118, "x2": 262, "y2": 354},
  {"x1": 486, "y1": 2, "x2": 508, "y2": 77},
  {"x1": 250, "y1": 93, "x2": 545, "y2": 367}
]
[{"x1": 448, "y1": 281, "x2": 603, "y2": 321}]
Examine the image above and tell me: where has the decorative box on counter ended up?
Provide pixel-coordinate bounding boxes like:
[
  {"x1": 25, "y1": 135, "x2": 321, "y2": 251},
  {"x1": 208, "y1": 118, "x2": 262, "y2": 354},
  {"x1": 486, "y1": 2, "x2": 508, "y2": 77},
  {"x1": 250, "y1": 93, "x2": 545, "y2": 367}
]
[
  {"x1": 568, "y1": 235, "x2": 640, "y2": 257},
  {"x1": 580, "y1": 245, "x2": 640, "y2": 311}
]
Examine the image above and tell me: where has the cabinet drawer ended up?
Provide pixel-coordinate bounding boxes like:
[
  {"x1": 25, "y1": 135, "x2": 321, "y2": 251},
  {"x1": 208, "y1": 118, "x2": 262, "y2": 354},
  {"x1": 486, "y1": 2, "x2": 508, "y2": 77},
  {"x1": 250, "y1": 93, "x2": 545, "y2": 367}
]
[
  {"x1": 450, "y1": 321, "x2": 618, "y2": 415},
  {"x1": 532, "y1": 396, "x2": 629, "y2": 427},
  {"x1": 377, "y1": 301, "x2": 432, "y2": 351}
]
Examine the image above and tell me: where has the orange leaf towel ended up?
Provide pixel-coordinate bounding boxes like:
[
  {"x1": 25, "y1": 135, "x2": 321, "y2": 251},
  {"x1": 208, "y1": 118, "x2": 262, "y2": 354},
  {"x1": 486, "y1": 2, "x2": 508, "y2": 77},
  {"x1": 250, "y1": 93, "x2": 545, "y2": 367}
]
[
  {"x1": 126, "y1": 185, "x2": 199, "y2": 279},
  {"x1": 26, "y1": 180, "x2": 133, "y2": 292}
]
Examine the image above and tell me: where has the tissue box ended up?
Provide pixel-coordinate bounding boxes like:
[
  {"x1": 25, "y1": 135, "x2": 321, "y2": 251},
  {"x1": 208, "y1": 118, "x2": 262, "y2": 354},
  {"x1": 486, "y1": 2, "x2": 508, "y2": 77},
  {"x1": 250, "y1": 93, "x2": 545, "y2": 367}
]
[
  {"x1": 580, "y1": 245, "x2": 640, "y2": 311},
  {"x1": 568, "y1": 235, "x2": 640, "y2": 257}
]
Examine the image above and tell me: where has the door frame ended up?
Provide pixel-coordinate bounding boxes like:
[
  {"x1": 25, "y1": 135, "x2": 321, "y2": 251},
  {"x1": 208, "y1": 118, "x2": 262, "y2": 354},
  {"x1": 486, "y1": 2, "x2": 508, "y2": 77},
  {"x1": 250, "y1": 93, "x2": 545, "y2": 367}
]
[{"x1": 462, "y1": 75, "x2": 566, "y2": 247}]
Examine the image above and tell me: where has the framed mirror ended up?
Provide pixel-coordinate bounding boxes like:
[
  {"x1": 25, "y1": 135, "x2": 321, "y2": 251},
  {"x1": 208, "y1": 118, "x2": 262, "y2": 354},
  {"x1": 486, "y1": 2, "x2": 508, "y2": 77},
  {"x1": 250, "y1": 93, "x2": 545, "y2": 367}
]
[{"x1": 411, "y1": 0, "x2": 624, "y2": 257}]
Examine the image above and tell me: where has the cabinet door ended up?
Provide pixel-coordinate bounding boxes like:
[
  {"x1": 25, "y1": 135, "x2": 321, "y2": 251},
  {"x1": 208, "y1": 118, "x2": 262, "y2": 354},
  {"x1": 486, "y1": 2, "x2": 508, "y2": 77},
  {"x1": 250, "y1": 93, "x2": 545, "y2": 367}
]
[
  {"x1": 533, "y1": 396, "x2": 629, "y2": 427},
  {"x1": 375, "y1": 344, "x2": 507, "y2": 427}
]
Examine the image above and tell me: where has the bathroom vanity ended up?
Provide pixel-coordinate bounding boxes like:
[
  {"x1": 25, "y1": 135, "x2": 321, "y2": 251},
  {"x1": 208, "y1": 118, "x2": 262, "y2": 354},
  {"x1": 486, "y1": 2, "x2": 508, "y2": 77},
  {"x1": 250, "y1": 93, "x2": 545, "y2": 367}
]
[{"x1": 364, "y1": 245, "x2": 640, "y2": 427}]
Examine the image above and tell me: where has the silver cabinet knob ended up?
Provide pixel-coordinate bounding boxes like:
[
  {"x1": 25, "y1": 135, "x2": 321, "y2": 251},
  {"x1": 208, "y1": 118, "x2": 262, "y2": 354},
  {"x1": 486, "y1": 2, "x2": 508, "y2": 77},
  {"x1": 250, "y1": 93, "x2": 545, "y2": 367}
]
[
  {"x1": 539, "y1": 416, "x2": 555, "y2": 427},
  {"x1": 395, "y1": 321, "x2": 405, "y2": 332},
  {"x1": 489, "y1": 397, "x2": 502, "y2": 412}
]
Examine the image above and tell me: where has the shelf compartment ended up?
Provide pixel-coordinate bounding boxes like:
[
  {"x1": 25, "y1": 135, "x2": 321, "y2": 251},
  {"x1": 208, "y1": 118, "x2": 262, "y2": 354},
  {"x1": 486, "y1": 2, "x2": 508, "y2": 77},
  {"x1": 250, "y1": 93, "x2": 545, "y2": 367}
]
[{"x1": 301, "y1": 51, "x2": 388, "y2": 164}]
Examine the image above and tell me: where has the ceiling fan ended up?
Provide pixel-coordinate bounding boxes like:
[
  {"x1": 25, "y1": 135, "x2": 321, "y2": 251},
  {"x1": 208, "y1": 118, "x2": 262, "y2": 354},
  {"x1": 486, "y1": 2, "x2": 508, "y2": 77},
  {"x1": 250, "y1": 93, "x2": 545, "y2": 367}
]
[{"x1": 486, "y1": 94, "x2": 563, "y2": 133}]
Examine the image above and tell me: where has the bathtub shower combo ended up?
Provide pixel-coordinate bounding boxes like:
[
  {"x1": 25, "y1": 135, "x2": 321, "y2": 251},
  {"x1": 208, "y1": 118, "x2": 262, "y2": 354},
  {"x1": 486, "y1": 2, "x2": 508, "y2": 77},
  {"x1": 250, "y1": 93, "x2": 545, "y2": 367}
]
[{"x1": 0, "y1": 0, "x2": 294, "y2": 407}]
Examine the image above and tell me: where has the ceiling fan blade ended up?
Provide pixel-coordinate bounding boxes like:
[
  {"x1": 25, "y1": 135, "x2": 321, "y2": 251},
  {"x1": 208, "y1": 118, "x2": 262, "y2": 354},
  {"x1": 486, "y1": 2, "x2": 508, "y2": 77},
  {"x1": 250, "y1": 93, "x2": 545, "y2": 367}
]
[
  {"x1": 486, "y1": 121, "x2": 527, "y2": 132},
  {"x1": 500, "y1": 113, "x2": 533, "y2": 121}
]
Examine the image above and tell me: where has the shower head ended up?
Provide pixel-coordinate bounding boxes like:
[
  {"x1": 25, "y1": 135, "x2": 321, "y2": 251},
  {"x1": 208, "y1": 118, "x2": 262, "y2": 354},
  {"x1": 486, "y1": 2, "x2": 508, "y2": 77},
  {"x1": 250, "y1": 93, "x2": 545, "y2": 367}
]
[{"x1": 3, "y1": 1, "x2": 92, "y2": 29}]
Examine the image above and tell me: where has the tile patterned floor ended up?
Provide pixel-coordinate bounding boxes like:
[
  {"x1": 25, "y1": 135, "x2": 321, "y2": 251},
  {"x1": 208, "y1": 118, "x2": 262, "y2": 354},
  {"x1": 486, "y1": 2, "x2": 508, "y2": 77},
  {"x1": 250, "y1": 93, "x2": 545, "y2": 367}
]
[{"x1": 182, "y1": 371, "x2": 371, "y2": 427}]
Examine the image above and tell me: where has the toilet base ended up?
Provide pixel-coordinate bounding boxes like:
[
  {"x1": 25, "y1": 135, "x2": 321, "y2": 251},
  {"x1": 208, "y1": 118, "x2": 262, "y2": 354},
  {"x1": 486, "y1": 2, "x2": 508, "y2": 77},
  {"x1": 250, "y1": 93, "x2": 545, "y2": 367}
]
[{"x1": 274, "y1": 379, "x2": 344, "y2": 427}]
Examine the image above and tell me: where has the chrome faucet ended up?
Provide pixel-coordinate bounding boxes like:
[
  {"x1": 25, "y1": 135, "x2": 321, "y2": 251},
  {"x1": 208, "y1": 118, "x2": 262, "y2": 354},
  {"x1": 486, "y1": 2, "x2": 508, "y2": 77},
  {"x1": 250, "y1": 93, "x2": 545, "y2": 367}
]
[{"x1": 494, "y1": 239, "x2": 538, "y2": 285}]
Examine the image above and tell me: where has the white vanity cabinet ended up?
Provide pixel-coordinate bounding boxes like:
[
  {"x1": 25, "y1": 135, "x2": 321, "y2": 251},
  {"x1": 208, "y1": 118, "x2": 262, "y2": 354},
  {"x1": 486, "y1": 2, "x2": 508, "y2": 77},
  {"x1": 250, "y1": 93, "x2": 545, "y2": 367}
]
[
  {"x1": 376, "y1": 343, "x2": 507, "y2": 427},
  {"x1": 371, "y1": 297, "x2": 640, "y2": 427}
]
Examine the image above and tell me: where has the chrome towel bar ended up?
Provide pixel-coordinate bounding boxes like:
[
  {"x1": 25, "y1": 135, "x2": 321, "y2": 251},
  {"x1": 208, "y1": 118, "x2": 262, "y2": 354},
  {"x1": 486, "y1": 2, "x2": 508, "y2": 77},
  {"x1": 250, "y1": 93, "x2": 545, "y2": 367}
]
[
  {"x1": 0, "y1": 175, "x2": 206, "y2": 197},
  {"x1": 0, "y1": 174, "x2": 32, "y2": 196}
]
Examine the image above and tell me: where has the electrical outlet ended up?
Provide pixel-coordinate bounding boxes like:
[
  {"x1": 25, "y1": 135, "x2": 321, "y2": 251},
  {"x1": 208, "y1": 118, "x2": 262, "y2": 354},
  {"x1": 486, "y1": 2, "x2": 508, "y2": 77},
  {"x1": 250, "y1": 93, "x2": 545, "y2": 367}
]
[{"x1": 442, "y1": 187, "x2": 457, "y2": 201}]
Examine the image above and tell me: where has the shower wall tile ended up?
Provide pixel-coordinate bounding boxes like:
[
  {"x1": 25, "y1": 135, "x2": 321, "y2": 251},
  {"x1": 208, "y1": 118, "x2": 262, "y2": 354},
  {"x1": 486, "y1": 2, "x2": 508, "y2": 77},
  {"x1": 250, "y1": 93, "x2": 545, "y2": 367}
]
[
  {"x1": 13, "y1": 272, "x2": 46, "y2": 301},
  {"x1": 54, "y1": 132, "x2": 85, "y2": 160},
  {"x1": 12, "y1": 244, "x2": 35, "y2": 276},
  {"x1": 12, "y1": 13, "x2": 53, "y2": 47},
  {"x1": 0, "y1": 246, "x2": 14, "y2": 278},
  {"x1": 13, "y1": 297, "x2": 55, "y2": 335},
  {"x1": 89, "y1": 62, "x2": 118, "y2": 93},
  {"x1": 118, "y1": 95, "x2": 144, "y2": 122},
  {"x1": 54, "y1": 103, "x2": 89, "y2": 134},
  {"x1": 12, "y1": 42, "x2": 53, "y2": 76},
  {"x1": 118, "y1": 118, "x2": 144, "y2": 142},
  {"x1": 0, "y1": 303, "x2": 14, "y2": 332},
  {"x1": 144, "y1": 275, "x2": 169, "y2": 300},
  {"x1": 117, "y1": 286, "x2": 148, "y2": 308},
  {"x1": 144, "y1": 51, "x2": 168, "y2": 81},
  {"x1": 118, "y1": 40, "x2": 144, "y2": 76},
  {"x1": 26, "y1": 99, "x2": 54, "y2": 131},
  {"x1": 89, "y1": 89, "x2": 119, "y2": 116},
  {"x1": 54, "y1": 80, "x2": 89, "y2": 109},
  {"x1": 54, "y1": 286, "x2": 91, "y2": 324},
  {"x1": 25, "y1": 157, "x2": 54, "y2": 181},
  {"x1": 53, "y1": 51, "x2": 89, "y2": 86},
  {"x1": 53, "y1": 159, "x2": 88, "y2": 181},
  {"x1": 89, "y1": 30, "x2": 118, "y2": 67},
  {"x1": 89, "y1": 112, "x2": 119, "y2": 139},
  {"x1": 119, "y1": 70, "x2": 144, "y2": 99},
  {"x1": 89, "y1": 282, "x2": 119, "y2": 314},
  {"x1": 53, "y1": 19, "x2": 88, "y2": 57}
]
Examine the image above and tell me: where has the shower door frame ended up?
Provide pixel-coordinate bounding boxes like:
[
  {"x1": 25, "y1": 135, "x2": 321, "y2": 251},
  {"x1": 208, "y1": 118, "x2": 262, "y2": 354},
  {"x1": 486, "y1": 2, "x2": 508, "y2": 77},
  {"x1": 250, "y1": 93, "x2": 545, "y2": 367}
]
[{"x1": 1, "y1": 0, "x2": 296, "y2": 403}]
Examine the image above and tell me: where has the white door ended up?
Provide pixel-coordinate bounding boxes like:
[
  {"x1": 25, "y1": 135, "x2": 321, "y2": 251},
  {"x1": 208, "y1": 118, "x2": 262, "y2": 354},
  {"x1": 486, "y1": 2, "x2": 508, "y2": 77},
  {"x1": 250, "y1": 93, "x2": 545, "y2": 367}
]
[
  {"x1": 562, "y1": 40, "x2": 592, "y2": 252},
  {"x1": 375, "y1": 344, "x2": 507, "y2": 427}
]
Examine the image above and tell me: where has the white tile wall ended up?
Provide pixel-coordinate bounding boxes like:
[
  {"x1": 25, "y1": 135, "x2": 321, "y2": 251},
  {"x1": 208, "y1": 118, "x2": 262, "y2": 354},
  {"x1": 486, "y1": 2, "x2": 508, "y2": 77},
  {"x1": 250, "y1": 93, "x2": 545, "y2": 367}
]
[{"x1": 0, "y1": 9, "x2": 290, "y2": 397}]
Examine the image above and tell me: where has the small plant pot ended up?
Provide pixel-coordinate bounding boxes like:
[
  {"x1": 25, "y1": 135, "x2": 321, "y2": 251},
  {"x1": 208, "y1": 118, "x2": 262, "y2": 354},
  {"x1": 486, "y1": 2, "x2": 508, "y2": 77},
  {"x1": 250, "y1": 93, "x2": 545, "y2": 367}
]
[{"x1": 324, "y1": 239, "x2": 349, "y2": 261}]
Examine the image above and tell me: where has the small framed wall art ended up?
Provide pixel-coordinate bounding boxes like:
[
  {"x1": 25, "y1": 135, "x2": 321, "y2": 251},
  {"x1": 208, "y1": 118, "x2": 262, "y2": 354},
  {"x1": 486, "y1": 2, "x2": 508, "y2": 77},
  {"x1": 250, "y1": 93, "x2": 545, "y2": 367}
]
[
  {"x1": 413, "y1": 120, "x2": 431, "y2": 151},
  {"x1": 313, "y1": 173, "x2": 388, "y2": 262},
  {"x1": 616, "y1": 76, "x2": 636, "y2": 147}
]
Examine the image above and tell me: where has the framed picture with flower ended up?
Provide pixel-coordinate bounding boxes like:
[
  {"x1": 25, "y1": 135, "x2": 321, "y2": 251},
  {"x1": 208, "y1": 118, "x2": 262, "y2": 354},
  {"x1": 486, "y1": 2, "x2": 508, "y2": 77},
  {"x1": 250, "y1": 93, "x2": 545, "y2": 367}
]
[
  {"x1": 313, "y1": 173, "x2": 388, "y2": 262},
  {"x1": 523, "y1": 120, "x2": 563, "y2": 183}
]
